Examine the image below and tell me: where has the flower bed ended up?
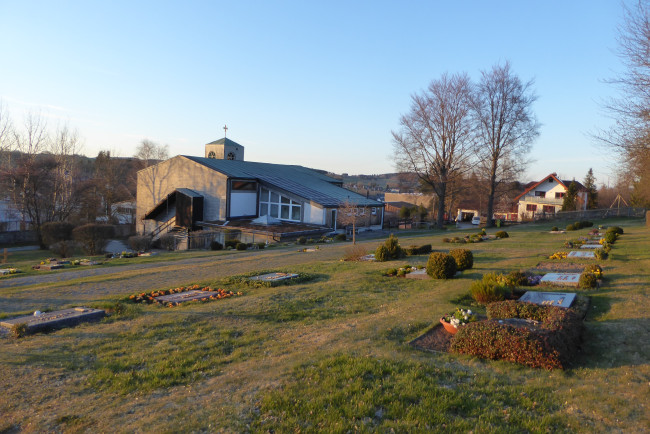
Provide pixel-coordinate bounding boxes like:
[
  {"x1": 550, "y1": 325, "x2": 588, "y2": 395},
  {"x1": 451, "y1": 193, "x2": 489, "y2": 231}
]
[
  {"x1": 127, "y1": 284, "x2": 242, "y2": 306},
  {"x1": 450, "y1": 300, "x2": 583, "y2": 369},
  {"x1": 548, "y1": 251, "x2": 568, "y2": 260}
]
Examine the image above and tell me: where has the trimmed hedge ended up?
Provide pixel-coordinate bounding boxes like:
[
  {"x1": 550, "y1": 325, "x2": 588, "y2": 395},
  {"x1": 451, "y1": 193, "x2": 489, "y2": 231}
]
[
  {"x1": 451, "y1": 300, "x2": 583, "y2": 369},
  {"x1": 405, "y1": 244, "x2": 432, "y2": 256},
  {"x1": 606, "y1": 226, "x2": 624, "y2": 235},
  {"x1": 426, "y1": 252, "x2": 457, "y2": 279},
  {"x1": 449, "y1": 248, "x2": 473, "y2": 271}
]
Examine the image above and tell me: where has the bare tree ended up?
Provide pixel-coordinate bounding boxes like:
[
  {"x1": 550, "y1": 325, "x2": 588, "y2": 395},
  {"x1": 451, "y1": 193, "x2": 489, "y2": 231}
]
[
  {"x1": 338, "y1": 200, "x2": 365, "y2": 244},
  {"x1": 597, "y1": 0, "x2": 650, "y2": 206},
  {"x1": 392, "y1": 73, "x2": 476, "y2": 227},
  {"x1": 471, "y1": 61, "x2": 540, "y2": 227}
]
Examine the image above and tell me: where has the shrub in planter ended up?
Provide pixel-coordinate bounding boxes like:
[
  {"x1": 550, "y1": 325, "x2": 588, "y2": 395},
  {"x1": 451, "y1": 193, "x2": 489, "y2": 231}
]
[
  {"x1": 128, "y1": 235, "x2": 152, "y2": 252},
  {"x1": 297, "y1": 236, "x2": 307, "y2": 245},
  {"x1": 426, "y1": 252, "x2": 456, "y2": 279},
  {"x1": 334, "y1": 233, "x2": 347, "y2": 242},
  {"x1": 449, "y1": 248, "x2": 473, "y2": 271},
  {"x1": 72, "y1": 223, "x2": 115, "y2": 255},
  {"x1": 579, "y1": 272, "x2": 598, "y2": 289},
  {"x1": 495, "y1": 230, "x2": 509, "y2": 239},
  {"x1": 236, "y1": 242, "x2": 248, "y2": 251},
  {"x1": 159, "y1": 234, "x2": 176, "y2": 251},
  {"x1": 42, "y1": 222, "x2": 75, "y2": 248},
  {"x1": 470, "y1": 273, "x2": 510, "y2": 304},
  {"x1": 210, "y1": 240, "x2": 223, "y2": 250},
  {"x1": 551, "y1": 226, "x2": 559, "y2": 232},
  {"x1": 604, "y1": 232, "x2": 617, "y2": 244},
  {"x1": 566, "y1": 223, "x2": 576, "y2": 231},
  {"x1": 606, "y1": 226, "x2": 624, "y2": 235}
]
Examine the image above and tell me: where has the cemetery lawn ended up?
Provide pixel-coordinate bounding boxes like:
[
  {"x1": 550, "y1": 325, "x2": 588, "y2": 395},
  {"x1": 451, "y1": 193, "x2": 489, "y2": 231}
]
[{"x1": 0, "y1": 219, "x2": 648, "y2": 432}]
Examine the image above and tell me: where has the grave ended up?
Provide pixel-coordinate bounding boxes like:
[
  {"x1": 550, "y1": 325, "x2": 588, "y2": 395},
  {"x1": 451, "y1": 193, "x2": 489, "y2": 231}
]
[
  {"x1": 37, "y1": 263, "x2": 64, "y2": 270},
  {"x1": 519, "y1": 290, "x2": 577, "y2": 308},
  {"x1": 249, "y1": 272, "x2": 299, "y2": 282},
  {"x1": 156, "y1": 290, "x2": 218, "y2": 304},
  {"x1": 359, "y1": 254, "x2": 376, "y2": 261},
  {"x1": 0, "y1": 268, "x2": 18, "y2": 275},
  {"x1": 580, "y1": 244, "x2": 602, "y2": 249},
  {"x1": 540, "y1": 273, "x2": 581, "y2": 287},
  {"x1": 0, "y1": 307, "x2": 106, "y2": 334},
  {"x1": 567, "y1": 251, "x2": 596, "y2": 258},
  {"x1": 405, "y1": 268, "x2": 430, "y2": 280}
]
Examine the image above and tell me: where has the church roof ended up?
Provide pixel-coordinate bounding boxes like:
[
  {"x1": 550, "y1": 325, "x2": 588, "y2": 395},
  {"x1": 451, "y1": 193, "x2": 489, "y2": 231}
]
[
  {"x1": 182, "y1": 155, "x2": 382, "y2": 207},
  {"x1": 206, "y1": 137, "x2": 243, "y2": 147}
]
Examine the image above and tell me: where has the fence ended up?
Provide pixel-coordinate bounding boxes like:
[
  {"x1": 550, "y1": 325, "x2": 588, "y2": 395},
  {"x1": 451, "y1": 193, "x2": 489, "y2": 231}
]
[{"x1": 555, "y1": 207, "x2": 646, "y2": 221}]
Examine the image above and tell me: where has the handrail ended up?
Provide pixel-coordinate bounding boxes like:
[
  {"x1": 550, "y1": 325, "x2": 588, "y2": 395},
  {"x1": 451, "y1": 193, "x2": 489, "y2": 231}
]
[{"x1": 150, "y1": 218, "x2": 174, "y2": 239}]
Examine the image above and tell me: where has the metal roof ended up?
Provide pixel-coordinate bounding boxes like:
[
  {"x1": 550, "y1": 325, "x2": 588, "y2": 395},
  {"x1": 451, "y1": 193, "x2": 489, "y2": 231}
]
[
  {"x1": 205, "y1": 137, "x2": 243, "y2": 147},
  {"x1": 182, "y1": 155, "x2": 382, "y2": 207}
]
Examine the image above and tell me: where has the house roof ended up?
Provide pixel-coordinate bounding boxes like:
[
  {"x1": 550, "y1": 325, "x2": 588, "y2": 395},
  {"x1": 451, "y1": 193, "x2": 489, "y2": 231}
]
[
  {"x1": 182, "y1": 156, "x2": 382, "y2": 207},
  {"x1": 513, "y1": 173, "x2": 587, "y2": 203}
]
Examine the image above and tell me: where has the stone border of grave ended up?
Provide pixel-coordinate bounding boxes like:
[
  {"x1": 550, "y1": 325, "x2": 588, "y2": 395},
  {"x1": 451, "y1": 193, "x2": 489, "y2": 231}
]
[{"x1": 127, "y1": 284, "x2": 242, "y2": 305}]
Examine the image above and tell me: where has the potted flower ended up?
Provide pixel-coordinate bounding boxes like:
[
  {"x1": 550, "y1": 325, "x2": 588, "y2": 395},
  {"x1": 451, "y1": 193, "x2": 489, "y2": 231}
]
[{"x1": 440, "y1": 308, "x2": 477, "y2": 334}]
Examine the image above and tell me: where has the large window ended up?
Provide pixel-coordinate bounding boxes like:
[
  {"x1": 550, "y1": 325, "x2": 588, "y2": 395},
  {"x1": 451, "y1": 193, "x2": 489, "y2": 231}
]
[
  {"x1": 259, "y1": 187, "x2": 301, "y2": 221},
  {"x1": 526, "y1": 204, "x2": 537, "y2": 212}
]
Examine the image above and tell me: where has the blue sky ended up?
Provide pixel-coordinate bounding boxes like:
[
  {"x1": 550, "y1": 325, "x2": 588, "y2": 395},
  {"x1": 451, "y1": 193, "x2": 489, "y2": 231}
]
[{"x1": 0, "y1": 1, "x2": 630, "y2": 185}]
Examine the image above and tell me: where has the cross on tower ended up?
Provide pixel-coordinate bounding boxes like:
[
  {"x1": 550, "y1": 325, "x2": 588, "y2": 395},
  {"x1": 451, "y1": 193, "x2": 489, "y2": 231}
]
[{"x1": 223, "y1": 124, "x2": 228, "y2": 138}]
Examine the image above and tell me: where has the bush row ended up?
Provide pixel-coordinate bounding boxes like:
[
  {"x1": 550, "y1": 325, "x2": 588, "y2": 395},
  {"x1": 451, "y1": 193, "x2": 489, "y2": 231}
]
[{"x1": 565, "y1": 220, "x2": 593, "y2": 231}]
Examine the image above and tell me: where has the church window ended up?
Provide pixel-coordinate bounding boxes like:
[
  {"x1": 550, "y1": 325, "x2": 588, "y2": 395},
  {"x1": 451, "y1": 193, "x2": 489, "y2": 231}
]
[
  {"x1": 227, "y1": 152, "x2": 235, "y2": 160},
  {"x1": 259, "y1": 187, "x2": 301, "y2": 222},
  {"x1": 208, "y1": 151, "x2": 216, "y2": 159}
]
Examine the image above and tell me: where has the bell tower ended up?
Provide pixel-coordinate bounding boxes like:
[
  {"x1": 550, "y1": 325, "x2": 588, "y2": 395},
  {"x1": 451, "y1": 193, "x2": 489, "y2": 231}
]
[{"x1": 205, "y1": 136, "x2": 244, "y2": 161}]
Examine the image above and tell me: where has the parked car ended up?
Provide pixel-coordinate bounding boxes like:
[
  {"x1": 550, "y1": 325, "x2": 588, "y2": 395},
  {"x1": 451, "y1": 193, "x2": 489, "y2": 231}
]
[{"x1": 471, "y1": 216, "x2": 481, "y2": 225}]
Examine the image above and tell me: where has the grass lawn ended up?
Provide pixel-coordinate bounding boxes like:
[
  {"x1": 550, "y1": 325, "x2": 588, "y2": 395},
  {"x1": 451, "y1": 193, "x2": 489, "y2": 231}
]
[{"x1": 0, "y1": 218, "x2": 648, "y2": 432}]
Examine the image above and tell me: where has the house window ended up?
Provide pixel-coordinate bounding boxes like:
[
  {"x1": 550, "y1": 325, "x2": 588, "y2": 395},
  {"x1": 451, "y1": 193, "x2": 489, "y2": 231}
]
[
  {"x1": 526, "y1": 204, "x2": 537, "y2": 212},
  {"x1": 543, "y1": 205, "x2": 555, "y2": 213},
  {"x1": 555, "y1": 192, "x2": 565, "y2": 199},
  {"x1": 535, "y1": 191, "x2": 546, "y2": 198},
  {"x1": 371, "y1": 207, "x2": 377, "y2": 215},
  {"x1": 259, "y1": 187, "x2": 301, "y2": 222}
]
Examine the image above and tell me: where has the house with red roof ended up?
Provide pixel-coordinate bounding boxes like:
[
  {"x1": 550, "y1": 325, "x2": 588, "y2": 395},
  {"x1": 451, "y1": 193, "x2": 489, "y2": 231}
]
[{"x1": 513, "y1": 173, "x2": 588, "y2": 221}]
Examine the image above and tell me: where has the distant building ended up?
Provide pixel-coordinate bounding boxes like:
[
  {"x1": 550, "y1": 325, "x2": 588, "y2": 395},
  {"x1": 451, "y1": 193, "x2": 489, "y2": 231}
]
[
  {"x1": 514, "y1": 173, "x2": 587, "y2": 221},
  {"x1": 137, "y1": 137, "x2": 384, "y2": 244}
]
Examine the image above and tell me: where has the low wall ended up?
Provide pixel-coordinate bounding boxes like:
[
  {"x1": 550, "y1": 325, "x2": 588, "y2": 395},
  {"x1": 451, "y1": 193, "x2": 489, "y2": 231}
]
[{"x1": 0, "y1": 231, "x2": 38, "y2": 246}]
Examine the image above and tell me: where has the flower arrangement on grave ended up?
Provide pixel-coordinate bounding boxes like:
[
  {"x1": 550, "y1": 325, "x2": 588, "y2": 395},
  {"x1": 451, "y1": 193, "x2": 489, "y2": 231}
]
[
  {"x1": 441, "y1": 308, "x2": 477, "y2": 328},
  {"x1": 0, "y1": 268, "x2": 19, "y2": 275},
  {"x1": 527, "y1": 274, "x2": 543, "y2": 286},
  {"x1": 128, "y1": 284, "x2": 242, "y2": 305},
  {"x1": 548, "y1": 251, "x2": 568, "y2": 260}
]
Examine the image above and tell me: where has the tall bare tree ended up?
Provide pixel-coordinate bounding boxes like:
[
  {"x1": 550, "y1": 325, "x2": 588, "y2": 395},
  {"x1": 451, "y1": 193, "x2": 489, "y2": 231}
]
[
  {"x1": 597, "y1": 0, "x2": 650, "y2": 206},
  {"x1": 392, "y1": 73, "x2": 476, "y2": 226},
  {"x1": 471, "y1": 61, "x2": 540, "y2": 227}
]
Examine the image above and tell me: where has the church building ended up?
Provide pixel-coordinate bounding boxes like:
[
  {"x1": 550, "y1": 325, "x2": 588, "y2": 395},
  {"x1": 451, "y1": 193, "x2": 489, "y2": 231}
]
[{"x1": 136, "y1": 137, "x2": 384, "y2": 243}]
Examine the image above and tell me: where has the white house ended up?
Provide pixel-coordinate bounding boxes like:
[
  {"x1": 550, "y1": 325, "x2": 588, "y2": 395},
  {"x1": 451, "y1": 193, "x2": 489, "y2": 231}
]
[{"x1": 514, "y1": 173, "x2": 588, "y2": 221}]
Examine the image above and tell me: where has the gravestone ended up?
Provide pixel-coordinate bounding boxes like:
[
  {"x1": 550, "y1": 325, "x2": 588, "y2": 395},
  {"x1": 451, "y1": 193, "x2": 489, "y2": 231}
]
[
  {"x1": 156, "y1": 290, "x2": 218, "y2": 304},
  {"x1": 540, "y1": 273, "x2": 581, "y2": 287},
  {"x1": 249, "y1": 272, "x2": 299, "y2": 282},
  {"x1": 567, "y1": 251, "x2": 596, "y2": 258},
  {"x1": 0, "y1": 307, "x2": 105, "y2": 334},
  {"x1": 519, "y1": 290, "x2": 577, "y2": 308},
  {"x1": 580, "y1": 244, "x2": 602, "y2": 249}
]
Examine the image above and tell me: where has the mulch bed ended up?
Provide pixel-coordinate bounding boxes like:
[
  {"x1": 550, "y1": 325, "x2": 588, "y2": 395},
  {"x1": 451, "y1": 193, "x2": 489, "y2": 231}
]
[{"x1": 532, "y1": 262, "x2": 585, "y2": 273}]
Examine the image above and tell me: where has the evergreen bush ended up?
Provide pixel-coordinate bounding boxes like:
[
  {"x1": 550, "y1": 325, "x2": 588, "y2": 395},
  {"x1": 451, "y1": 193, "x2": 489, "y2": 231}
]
[
  {"x1": 579, "y1": 272, "x2": 598, "y2": 289},
  {"x1": 551, "y1": 226, "x2": 559, "y2": 231},
  {"x1": 604, "y1": 231, "x2": 617, "y2": 244},
  {"x1": 594, "y1": 248, "x2": 609, "y2": 260},
  {"x1": 449, "y1": 248, "x2": 473, "y2": 271},
  {"x1": 297, "y1": 236, "x2": 307, "y2": 245},
  {"x1": 495, "y1": 230, "x2": 509, "y2": 238},
  {"x1": 210, "y1": 240, "x2": 223, "y2": 250},
  {"x1": 128, "y1": 235, "x2": 152, "y2": 252},
  {"x1": 426, "y1": 252, "x2": 457, "y2": 279},
  {"x1": 607, "y1": 226, "x2": 624, "y2": 235},
  {"x1": 566, "y1": 223, "x2": 576, "y2": 231},
  {"x1": 236, "y1": 242, "x2": 248, "y2": 251},
  {"x1": 470, "y1": 273, "x2": 510, "y2": 304}
]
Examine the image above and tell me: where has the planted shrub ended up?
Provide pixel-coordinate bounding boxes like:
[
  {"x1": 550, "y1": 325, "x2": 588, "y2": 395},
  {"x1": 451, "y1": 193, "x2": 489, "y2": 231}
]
[
  {"x1": 551, "y1": 226, "x2": 559, "y2": 232},
  {"x1": 583, "y1": 264, "x2": 602, "y2": 278},
  {"x1": 606, "y1": 226, "x2": 624, "y2": 235},
  {"x1": 405, "y1": 244, "x2": 432, "y2": 256},
  {"x1": 505, "y1": 270, "x2": 528, "y2": 287},
  {"x1": 566, "y1": 223, "x2": 576, "y2": 231},
  {"x1": 297, "y1": 236, "x2": 307, "y2": 245},
  {"x1": 594, "y1": 248, "x2": 609, "y2": 260},
  {"x1": 257, "y1": 242, "x2": 266, "y2": 249},
  {"x1": 495, "y1": 230, "x2": 509, "y2": 239},
  {"x1": 604, "y1": 232, "x2": 617, "y2": 244},
  {"x1": 470, "y1": 273, "x2": 510, "y2": 305},
  {"x1": 225, "y1": 240, "x2": 239, "y2": 249},
  {"x1": 210, "y1": 240, "x2": 223, "y2": 250},
  {"x1": 334, "y1": 233, "x2": 347, "y2": 242},
  {"x1": 49, "y1": 240, "x2": 76, "y2": 258},
  {"x1": 128, "y1": 235, "x2": 152, "y2": 252},
  {"x1": 375, "y1": 234, "x2": 405, "y2": 262},
  {"x1": 72, "y1": 224, "x2": 115, "y2": 255},
  {"x1": 580, "y1": 220, "x2": 593, "y2": 228},
  {"x1": 426, "y1": 252, "x2": 457, "y2": 279},
  {"x1": 41, "y1": 222, "x2": 75, "y2": 248},
  {"x1": 579, "y1": 272, "x2": 598, "y2": 289},
  {"x1": 449, "y1": 248, "x2": 473, "y2": 271},
  {"x1": 159, "y1": 234, "x2": 176, "y2": 251},
  {"x1": 451, "y1": 300, "x2": 583, "y2": 369},
  {"x1": 236, "y1": 242, "x2": 248, "y2": 251}
]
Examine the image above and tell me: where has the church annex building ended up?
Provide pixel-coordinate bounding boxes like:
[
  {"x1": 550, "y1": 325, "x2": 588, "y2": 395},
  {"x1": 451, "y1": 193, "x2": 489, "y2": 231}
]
[{"x1": 136, "y1": 138, "x2": 385, "y2": 242}]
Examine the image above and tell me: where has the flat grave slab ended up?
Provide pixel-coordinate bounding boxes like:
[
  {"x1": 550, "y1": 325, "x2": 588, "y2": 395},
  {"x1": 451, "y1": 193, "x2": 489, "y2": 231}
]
[
  {"x1": 405, "y1": 268, "x2": 429, "y2": 279},
  {"x1": 540, "y1": 273, "x2": 581, "y2": 287},
  {"x1": 249, "y1": 272, "x2": 299, "y2": 282},
  {"x1": 155, "y1": 290, "x2": 217, "y2": 304},
  {"x1": 38, "y1": 263, "x2": 64, "y2": 270},
  {"x1": 580, "y1": 244, "x2": 602, "y2": 249},
  {"x1": 0, "y1": 307, "x2": 105, "y2": 334},
  {"x1": 519, "y1": 290, "x2": 577, "y2": 308},
  {"x1": 567, "y1": 251, "x2": 596, "y2": 258}
]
